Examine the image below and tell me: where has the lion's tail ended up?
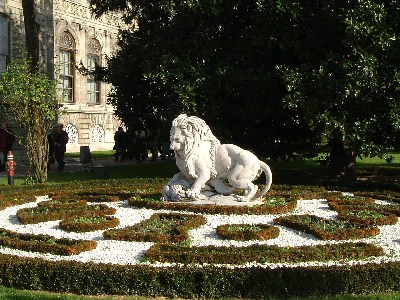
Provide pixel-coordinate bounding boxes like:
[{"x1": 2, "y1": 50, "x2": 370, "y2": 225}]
[{"x1": 258, "y1": 160, "x2": 272, "y2": 198}]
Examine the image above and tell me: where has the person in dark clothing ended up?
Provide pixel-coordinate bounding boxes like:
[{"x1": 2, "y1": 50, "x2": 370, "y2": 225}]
[
  {"x1": 47, "y1": 128, "x2": 56, "y2": 169},
  {"x1": 54, "y1": 124, "x2": 69, "y2": 171},
  {"x1": 0, "y1": 122, "x2": 15, "y2": 171},
  {"x1": 134, "y1": 129, "x2": 147, "y2": 162},
  {"x1": 113, "y1": 127, "x2": 127, "y2": 161}
]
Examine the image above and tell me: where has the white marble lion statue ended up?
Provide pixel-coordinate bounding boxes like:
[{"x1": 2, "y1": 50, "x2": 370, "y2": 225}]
[{"x1": 162, "y1": 114, "x2": 272, "y2": 202}]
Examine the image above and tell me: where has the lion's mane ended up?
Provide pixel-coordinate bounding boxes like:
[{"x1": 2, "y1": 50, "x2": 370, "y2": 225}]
[{"x1": 172, "y1": 114, "x2": 221, "y2": 178}]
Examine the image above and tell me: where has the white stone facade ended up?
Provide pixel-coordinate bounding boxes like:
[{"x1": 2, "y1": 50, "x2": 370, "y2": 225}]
[{"x1": 1, "y1": 0, "x2": 123, "y2": 153}]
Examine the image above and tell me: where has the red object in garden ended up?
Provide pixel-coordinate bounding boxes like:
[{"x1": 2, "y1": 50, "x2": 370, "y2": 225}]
[{"x1": 6, "y1": 151, "x2": 16, "y2": 185}]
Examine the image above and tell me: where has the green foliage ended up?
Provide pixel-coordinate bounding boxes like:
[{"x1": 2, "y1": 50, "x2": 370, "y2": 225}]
[
  {"x1": 274, "y1": 214, "x2": 381, "y2": 240},
  {"x1": 278, "y1": 0, "x2": 400, "y2": 159},
  {"x1": 146, "y1": 242, "x2": 383, "y2": 264},
  {"x1": 103, "y1": 213, "x2": 206, "y2": 243},
  {"x1": 88, "y1": 0, "x2": 400, "y2": 171},
  {"x1": 0, "y1": 228, "x2": 97, "y2": 255},
  {"x1": 60, "y1": 216, "x2": 120, "y2": 232},
  {"x1": 128, "y1": 192, "x2": 298, "y2": 215},
  {"x1": 17, "y1": 201, "x2": 116, "y2": 224},
  {"x1": 0, "y1": 54, "x2": 59, "y2": 183},
  {"x1": 216, "y1": 223, "x2": 280, "y2": 241},
  {"x1": 0, "y1": 178, "x2": 400, "y2": 299},
  {"x1": 89, "y1": 0, "x2": 318, "y2": 158}
]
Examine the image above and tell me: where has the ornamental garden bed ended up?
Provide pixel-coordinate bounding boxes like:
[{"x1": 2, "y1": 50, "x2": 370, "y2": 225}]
[
  {"x1": 17, "y1": 202, "x2": 116, "y2": 224},
  {"x1": 273, "y1": 214, "x2": 380, "y2": 240},
  {"x1": 0, "y1": 180, "x2": 398, "y2": 298},
  {"x1": 59, "y1": 215, "x2": 120, "y2": 232},
  {"x1": 0, "y1": 228, "x2": 96, "y2": 255},
  {"x1": 216, "y1": 223, "x2": 280, "y2": 241},
  {"x1": 103, "y1": 212, "x2": 206, "y2": 243},
  {"x1": 145, "y1": 242, "x2": 383, "y2": 264}
]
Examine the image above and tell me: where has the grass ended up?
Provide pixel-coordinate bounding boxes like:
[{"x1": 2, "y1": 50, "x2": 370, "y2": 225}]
[
  {"x1": 65, "y1": 151, "x2": 115, "y2": 159},
  {"x1": 0, "y1": 285, "x2": 399, "y2": 300}
]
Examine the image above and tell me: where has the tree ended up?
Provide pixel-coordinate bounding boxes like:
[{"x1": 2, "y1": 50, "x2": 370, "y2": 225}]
[
  {"x1": 22, "y1": 0, "x2": 39, "y2": 71},
  {"x1": 89, "y1": 0, "x2": 400, "y2": 178},
  {"x1": 0, "y1": 55, "x2": 59, "y2": 183},
  {"x1": 90, "y1": 0, "x2": 316, "y2": 158},
  {"x1": 277, "y1": 0, "x2": 400, "y2": 178}
]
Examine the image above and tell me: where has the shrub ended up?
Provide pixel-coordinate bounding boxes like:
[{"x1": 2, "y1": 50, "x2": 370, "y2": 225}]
[
  {"x1": 103, "y1": 213, "x2": 206, "y2": 243},
  {"x1": 274, "y1": 214, "x2": 380, "y2": 240},
  {"x1": 145, "y1": 242, "x2": 383, "y2": 264},
  {"x1": 0, "y1": 228, "x2": 96, "y2": 255},
  {"x1": 59, "y1": 215, "x2": 120, "y2": 232},
  {"x1": 216, "y1": 224, "x2": 280, "y2": 241}
]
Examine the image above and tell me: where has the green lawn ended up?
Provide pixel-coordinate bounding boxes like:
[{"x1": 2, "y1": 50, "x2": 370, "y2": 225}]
[{"x1": 0, "y1": 285, "x2": 399, "y2": 300}]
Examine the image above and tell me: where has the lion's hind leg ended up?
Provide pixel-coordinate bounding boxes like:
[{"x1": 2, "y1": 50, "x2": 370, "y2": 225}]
[
  {"x1": 209, "y1": 179, "x2": 235, "y2": 195},
  {"x1": 227, "y1": 165, "x2": 258, "y2": 202}
]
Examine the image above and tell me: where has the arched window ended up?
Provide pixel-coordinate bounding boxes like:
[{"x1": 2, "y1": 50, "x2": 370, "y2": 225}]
[
  {"x1": 87, "y1": 39, "x2": 100, "y2": 104},
  {"x1": 0, "y1": 14, "x2": 10, "y2": 73},
  {"x1": 90, "y1": 124, "x2": 104, "y2": 143},
  {"x1": 58, "y1": 32, "x2": 75, "y2": 103},
  {"x1": 65, "y1": 124, "x2": 78, "y2": 144}
]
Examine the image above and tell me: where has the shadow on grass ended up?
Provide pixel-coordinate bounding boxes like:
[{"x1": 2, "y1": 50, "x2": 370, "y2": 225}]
[{"x1": 46, "y1": 161, "x2": 179, "y2": 184}]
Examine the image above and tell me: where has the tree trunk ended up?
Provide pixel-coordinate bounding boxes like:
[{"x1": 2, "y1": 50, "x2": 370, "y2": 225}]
[
  {"x1": 22, "y1": 0, "x2": 39, "y2": 71},
  {"x1": 328, "y1": 132, "x2": 357, "y2": 180}
]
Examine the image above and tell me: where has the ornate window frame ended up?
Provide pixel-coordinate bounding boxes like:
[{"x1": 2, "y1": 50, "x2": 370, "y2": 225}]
[
  {"x1": 90, "y1": 124, "x2": 105, "y2": 143},
  {"x1": 87, "y1": 38, "x2": 101, "y2": 104},
  {"x1": 65, "y1": 124, "x2": 79, "y2": 145},
  {"x1": 0, "y1": 14, "x2": 10, "y2": 74},
  {"x1": 58, "y1": 32, "x2": 75, "y2": 103}
]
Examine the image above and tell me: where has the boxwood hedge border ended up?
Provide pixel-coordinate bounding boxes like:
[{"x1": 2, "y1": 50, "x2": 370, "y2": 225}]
[{"x1": 0, "y1": 254, "x2": 399, "y2": 298}]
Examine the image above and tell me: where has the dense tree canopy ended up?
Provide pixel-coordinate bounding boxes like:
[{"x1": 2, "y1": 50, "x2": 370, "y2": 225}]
[{"x1": 89, "y1": 0, "x2": 400, "y2": 177}]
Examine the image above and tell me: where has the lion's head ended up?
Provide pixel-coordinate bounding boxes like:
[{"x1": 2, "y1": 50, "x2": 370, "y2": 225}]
[{"x1": 170, "y1": 114, "x2": 220, "y2": 178}]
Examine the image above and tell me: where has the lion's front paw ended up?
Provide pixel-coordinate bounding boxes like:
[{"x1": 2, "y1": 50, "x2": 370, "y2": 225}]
[{"x1": 186, "y1": 189, "x2": 201, "y2": 199}]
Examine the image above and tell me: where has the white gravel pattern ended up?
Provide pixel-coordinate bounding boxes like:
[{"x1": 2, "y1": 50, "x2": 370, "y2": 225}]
[{"x1": 0, "y1": 194, "x2": 399, "y2": 269}]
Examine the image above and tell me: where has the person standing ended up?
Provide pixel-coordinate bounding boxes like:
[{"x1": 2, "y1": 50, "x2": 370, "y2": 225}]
[
  {"x1": 113, "y1": 127, "x2": 127, "y2": 161},
  {"x1": 134, "y1": 128, "x2": 147, "y2": 162},
  {"x1": 0, "y1": 122, "x2": 15, "y2": 171},
  {"x1": 54, "y1": 124, "x2": 69, "y2": 171}
]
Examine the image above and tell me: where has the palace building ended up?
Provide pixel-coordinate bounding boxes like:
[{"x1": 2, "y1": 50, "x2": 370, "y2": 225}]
[{"x1": 1, "y1": 0, "x2": 124, "y2": 153}]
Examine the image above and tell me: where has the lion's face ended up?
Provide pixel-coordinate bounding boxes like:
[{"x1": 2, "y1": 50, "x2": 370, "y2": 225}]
[{"x1": 170, "y1": 127, "x2": 186, "y2": 152}]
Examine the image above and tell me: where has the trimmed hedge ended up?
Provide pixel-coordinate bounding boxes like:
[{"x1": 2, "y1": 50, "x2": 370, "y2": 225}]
[
  {"x1": 103, "y1": 213, "x2": 206, "y2": 243},
  {"x1": 145, "y1": 242, "x2": 383, "y2": 264},
  {"x1": 337, "y1": 210, "x2": 398, "y2": 226},
  {"x1": 128, "y1": 194, "x2": 298, "y2": 215},
  {"x1": 328, "y1": 201, "x2": 400, "y2": 216},
  {"x1": 216, "y1": 223, "x2": 280, "y2": 241},
  {"x1": 59, "y1": 215, "x2": 120, "y2": 232},
  {"x1": 17, "y1": 204, "x2": 116, "y2": 224},
  {"x1": 274, "y1": 214, "x2": 380, "y2": 240},
  {"x1": 0, "y1": 228, "x2": 96, "y2": 255},
  {"x1": 355, "y1": 191, "x2": 400, "y2": 204},
  {"x1": 0, "y1": 254, "x2": 398, "y2": 298}
]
